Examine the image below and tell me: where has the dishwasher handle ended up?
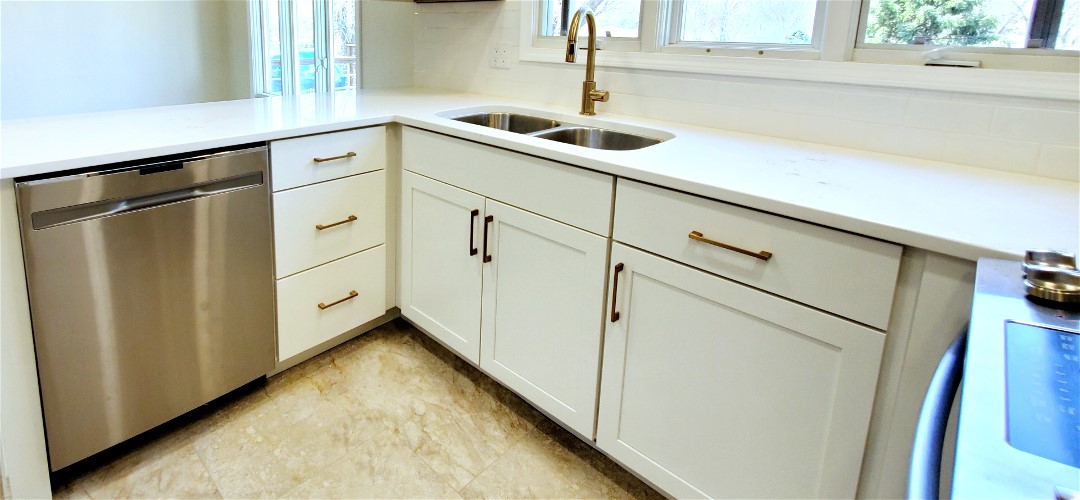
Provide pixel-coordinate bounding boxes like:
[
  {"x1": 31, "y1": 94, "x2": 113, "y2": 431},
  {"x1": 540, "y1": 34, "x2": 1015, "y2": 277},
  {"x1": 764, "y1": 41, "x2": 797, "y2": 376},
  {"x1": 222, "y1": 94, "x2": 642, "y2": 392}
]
[
  {"x1": 31, "y1": 172, "x2": 263, "y2": 230},
  {"x1": 908, "y1": 327, "x2": 968, "y2": 500}
]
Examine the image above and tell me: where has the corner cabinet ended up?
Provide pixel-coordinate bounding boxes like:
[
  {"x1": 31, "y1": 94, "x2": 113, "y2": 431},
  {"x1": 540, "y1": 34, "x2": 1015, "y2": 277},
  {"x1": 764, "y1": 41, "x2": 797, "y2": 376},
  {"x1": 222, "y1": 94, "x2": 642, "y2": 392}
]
[
  {"x1": 399, "y1": 127, "x2": 613, "y2": 438},
  {"x1": 598, "y1": 179, "x2": 899, "y2": 498}
]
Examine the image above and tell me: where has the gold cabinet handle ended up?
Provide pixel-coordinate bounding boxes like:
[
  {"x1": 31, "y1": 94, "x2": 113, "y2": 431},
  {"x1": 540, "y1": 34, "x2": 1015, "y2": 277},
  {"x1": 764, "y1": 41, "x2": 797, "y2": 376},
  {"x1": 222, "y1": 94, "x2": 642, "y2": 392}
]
[
  {"x1": 318, "y1": 290, "x2": 358, "y2": 310},
  {"x1": 688, "y1": 231, "x2": 773, "y2": 261},
  {"x1": 315, "y1": 215, "x2": 357, "y2": 230},
  {"x1": 312, "y1": 152, "x2": 357, "y2": 163}
]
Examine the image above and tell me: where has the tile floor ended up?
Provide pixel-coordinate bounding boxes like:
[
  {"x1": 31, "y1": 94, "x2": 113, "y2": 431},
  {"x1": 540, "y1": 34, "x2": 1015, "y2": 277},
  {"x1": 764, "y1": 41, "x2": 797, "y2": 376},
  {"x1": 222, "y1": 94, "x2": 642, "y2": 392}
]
[{"x1": 52, "y1": 319, "x2": 663, "y2": 499}]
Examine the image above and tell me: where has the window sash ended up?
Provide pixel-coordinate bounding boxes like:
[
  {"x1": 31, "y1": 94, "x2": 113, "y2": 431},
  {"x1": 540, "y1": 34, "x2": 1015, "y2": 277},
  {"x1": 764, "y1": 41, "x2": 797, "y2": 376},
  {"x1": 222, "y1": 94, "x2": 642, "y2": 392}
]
[
  {"x1": 528, "y1": 0, "x2": 1077, "y2": 66},
  {"x1": 250, "y1": 0, "x2": 357, "y2": 97}
]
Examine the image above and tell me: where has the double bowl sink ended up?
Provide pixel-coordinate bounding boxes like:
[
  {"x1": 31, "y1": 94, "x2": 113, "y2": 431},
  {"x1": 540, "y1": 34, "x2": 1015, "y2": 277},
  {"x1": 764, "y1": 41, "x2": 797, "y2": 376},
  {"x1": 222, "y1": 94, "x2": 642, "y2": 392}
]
[{"x1": 445, "y1": 110, "x2": 670, "y2": 151}]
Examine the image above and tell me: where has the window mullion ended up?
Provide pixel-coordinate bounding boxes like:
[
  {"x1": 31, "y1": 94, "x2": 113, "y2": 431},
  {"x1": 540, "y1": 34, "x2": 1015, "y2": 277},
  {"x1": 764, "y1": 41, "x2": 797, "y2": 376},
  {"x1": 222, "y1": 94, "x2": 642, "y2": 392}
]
[
  {"x1": 1029, "y1": 0, "x2": 1067, "y2": 48},
  {"x1": 314, "y1": 0, "x2": 331, "y2": 93},
  {"x1": 640, "y1": 0, "x2": 664, "y2": 53},
  {"x1": 248, "y1": 1, "x2": 266, "y2": 95},
  {"x1": 819, "y1": 0, "x2": 860, "y2": 61},
  {"x1": 278, "y1": 0, "x2": 296, "y2": 95}
]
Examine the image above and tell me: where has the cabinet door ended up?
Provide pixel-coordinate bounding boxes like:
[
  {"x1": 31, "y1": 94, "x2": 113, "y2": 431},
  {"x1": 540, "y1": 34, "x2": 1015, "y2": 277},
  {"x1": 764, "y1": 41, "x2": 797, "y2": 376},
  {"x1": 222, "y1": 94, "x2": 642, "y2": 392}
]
[
  {"x1": 479, "y1": 200, "x2": 608, "y2": 438},
  {"x1": 597, "y1": 243, "x2": 884, "y2": 499},
  {"x1": 400, "y1": 171, "x2": 485, "y2": 363}
]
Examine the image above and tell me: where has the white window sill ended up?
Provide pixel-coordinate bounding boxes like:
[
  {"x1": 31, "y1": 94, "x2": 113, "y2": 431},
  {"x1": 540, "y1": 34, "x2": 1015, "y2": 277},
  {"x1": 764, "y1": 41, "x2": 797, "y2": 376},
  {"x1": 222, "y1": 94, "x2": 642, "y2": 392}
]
[{"x1": 517, "y1": 45, "x2": 1080, "y2": 101}]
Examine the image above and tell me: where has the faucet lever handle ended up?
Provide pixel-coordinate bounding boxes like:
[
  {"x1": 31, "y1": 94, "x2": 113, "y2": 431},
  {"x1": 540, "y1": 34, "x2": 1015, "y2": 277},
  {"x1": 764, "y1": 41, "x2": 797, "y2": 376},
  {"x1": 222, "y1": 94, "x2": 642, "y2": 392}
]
[{"x1": 589, "y1": 89, "x2": 610, "y2": 103}]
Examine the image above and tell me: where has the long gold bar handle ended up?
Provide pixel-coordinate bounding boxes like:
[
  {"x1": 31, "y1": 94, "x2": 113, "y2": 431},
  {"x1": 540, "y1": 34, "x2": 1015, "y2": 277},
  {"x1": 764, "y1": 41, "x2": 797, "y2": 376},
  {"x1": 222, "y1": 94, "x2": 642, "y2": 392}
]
[
  {"x1": 315, "y1": 215, "x2": 357, "y2": 230},
  {"x1": 318, "y1": 290, "x2": 358, "y2": 310},
  {"x1": 688, "y1": 230, "x2": 773, "y2": 262},
  {"x1": 312, "y1": 152, "x2": 357, "y2": 163}
]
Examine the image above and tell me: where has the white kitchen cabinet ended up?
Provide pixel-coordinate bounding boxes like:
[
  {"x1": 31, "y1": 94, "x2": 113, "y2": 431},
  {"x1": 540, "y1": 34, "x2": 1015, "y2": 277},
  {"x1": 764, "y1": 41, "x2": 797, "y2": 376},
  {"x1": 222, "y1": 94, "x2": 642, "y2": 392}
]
[
  {"x1": 479, "y1": 199, "x2": 608, "y2": 438},
  {"x1": 270, "y1": 127, "x2": 390, "y2": 365},
  {"x1": 276, "y1": 246, "x2": 387, "y2": 361},
  {"x1": 270, "y1": 127, "x2": 386, "y2": 192},
  {"x1": 400, "y1": 126, "x2": 615, "y2": 438},
  {"x1": 399, "y1": 171, "x2": 485, "y2": 363},
  {"x1": 597, "y1": 243, "x2": 885, "y2": 499},
  {"x1": 273, "y1": 170, "x2": 385, "y2": 279}
]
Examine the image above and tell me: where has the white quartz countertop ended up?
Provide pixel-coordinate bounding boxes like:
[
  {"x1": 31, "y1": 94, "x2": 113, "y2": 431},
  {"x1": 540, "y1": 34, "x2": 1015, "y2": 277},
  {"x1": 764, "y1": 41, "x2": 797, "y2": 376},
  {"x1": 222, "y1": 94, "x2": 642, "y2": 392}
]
[{"x1": 2, "y1": 88, "x2": 1076, "y2": 262}]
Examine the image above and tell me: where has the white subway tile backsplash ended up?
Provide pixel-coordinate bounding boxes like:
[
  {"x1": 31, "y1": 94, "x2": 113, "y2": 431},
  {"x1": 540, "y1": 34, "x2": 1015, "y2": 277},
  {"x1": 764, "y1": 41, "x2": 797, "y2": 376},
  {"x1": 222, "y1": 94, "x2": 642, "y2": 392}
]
[
  {"x1": 903, "y1": 98, "x2": 996, "y2": 135},
  {"x1": 1036, "y1": 145, "x2": 1080, "y2": 181},
  {"x1": 769, "y1": 87, "x2": 838, "y2": 117},
  {"x1": 943, "y1": 134, "x2": 1040, "y2": 175},
  {"x1": 413, "y1": 4, "x2": 1078, "y2": 181},
  {"x1": 991, "y1": 106, "x2": 1080, "y2": 147},
  {"x1": 643, "y1": 97, "x2": 742, "y2": 131},
  {"x1": 832, "y1": 92, "x2": 906, "y2": 125},
  {"x1": 863, "y1": 124, "x2": 947, "y2": 161}
]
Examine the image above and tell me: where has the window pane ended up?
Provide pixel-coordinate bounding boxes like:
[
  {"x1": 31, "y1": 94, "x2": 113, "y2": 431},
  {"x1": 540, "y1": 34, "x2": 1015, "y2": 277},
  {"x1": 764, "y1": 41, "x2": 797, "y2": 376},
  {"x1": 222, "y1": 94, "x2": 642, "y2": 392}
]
[
  {"x1": 863, "y1": 0, "x2": 1033, "y2": 48},
  {"x1": 331, "y1": 0, "x2": 357, "y2": 90},
  {"x1": 1055, "y1": 0, "x2": 1079, "y2": 49},
  {"x1": 678, "y1": 0, "x2": 817, "y2": 45},
  {"x1": 264, "y1": 1, "x2": 283, "y2": 96},
  {"x1": 540, "y1": 0, "x2": 641, "y2": 38},
  {"x1": 295, "y1": 0, "x2": 317, "y2": 93}
]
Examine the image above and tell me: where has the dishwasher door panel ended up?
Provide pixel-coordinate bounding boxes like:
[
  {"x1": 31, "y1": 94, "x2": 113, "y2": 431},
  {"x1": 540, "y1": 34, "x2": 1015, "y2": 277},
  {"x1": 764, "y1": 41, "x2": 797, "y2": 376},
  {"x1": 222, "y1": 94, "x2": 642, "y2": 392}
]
[{"x1": 17, "y1": 148, "x2": 275, "y2": 471}]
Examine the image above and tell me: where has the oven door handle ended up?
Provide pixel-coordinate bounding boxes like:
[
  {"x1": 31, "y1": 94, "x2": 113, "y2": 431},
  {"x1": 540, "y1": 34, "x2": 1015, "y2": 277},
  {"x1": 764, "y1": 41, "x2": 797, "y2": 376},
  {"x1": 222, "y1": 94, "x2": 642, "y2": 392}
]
[{"x1": 908, "y1": 327, "x2": 968, "y2": 500}]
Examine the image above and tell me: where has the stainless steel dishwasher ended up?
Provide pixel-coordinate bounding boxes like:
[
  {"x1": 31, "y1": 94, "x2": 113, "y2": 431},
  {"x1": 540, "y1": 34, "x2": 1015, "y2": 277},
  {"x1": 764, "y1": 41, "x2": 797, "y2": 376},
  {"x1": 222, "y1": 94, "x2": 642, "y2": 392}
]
[{"x1": 15, "y1": 145, "x2": 276, "y2": 471}]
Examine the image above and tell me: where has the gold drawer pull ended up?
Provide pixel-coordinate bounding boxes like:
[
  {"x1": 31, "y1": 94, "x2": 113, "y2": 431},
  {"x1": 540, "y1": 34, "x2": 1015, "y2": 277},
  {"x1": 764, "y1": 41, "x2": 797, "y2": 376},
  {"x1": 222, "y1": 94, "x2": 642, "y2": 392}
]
[
  {"x1": 315, "y1": 215, "x2": 357, "y2": 230},
  {"x1": 688, "y1": 231, "x2": 773, "y2": 262},
  {"x1": 318, "y1": 290, "x2": 358, "y2": 310},
  {"x1": 312, "y1": 152, "x2": 357, "y2": 163}
]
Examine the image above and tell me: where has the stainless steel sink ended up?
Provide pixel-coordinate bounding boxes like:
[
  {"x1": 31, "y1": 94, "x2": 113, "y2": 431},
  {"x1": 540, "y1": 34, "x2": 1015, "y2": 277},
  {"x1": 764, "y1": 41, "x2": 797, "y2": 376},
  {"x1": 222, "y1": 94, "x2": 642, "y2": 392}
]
[
  {"x1": 441, "y1": 107, "x2": 669, "y2": 151},
  {"x1": 451, "y1": 112, "x2": 560, "y2": 134},
  {"x1": 532, "y1": 126, "x2": 663, "y2": 151}
]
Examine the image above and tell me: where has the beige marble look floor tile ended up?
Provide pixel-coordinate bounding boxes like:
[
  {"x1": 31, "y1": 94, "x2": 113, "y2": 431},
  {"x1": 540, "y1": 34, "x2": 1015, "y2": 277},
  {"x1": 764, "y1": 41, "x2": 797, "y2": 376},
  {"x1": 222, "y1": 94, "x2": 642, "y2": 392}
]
[
  {"x1": 286, "y1": 428, "x2": 461, "y2": 499},
  {"x1": 329, "y1": 332, "x2": 534, "y2": 490},
  {"x1": 52, "y1": 321, "x2": 661, "y2": 500},
  {"x1": 460, "y1": 432, "x2": 663, "y2": 500},
  {"x1": 194, "y1": 392, "x2": 384, "y2": 498},
  {"x1": 82, "y1": 443, "x2": 221, "y2": 499}
]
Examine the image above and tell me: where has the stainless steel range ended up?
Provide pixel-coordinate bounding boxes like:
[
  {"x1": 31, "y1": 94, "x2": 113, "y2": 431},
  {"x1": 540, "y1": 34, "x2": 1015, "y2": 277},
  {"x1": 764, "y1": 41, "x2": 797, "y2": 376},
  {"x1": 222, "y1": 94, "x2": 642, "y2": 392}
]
[
  {"x1": 911, "y1": 255, "x2": 1079, "y2": 499},
  {"x1": 15, "y1": 145, "x2": 276, "y2": 471}
]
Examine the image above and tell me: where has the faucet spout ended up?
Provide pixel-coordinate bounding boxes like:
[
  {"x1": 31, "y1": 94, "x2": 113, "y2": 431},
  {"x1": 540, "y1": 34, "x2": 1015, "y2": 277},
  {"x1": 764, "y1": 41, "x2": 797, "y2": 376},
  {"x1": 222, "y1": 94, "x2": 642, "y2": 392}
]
[{"x1": 565, "y1": 6, "x2": 608, "y2": 115}]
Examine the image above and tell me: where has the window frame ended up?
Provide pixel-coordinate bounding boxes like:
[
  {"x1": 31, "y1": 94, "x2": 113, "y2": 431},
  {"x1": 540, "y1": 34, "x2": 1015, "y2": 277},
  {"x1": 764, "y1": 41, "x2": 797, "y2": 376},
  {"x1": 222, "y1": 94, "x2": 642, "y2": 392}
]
[
  {"x1": 518, "y1": 0, "x2": 1079, "y2": 100},
  {"x1": 248, "y1": 0, "x2": 361, "y2": 97}
]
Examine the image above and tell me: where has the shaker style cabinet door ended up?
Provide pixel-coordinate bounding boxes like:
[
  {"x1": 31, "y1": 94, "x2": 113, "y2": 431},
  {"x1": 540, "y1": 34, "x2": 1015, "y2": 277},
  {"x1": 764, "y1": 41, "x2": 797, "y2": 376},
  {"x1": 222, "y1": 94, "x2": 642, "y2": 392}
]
[
  {"x1": 478, "y1": 200, "x2": 608, "y2": 438},
  {"x1": 597, "y1": 243, "x2": 884, "y2": 499},
  {"x1": 399, "y1": 171, "x2": 485, "y2": 363}
]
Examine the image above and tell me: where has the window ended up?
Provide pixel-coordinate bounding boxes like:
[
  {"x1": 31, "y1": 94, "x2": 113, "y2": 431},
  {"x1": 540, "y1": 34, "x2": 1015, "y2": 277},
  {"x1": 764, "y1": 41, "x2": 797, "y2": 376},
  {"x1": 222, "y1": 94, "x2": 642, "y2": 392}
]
[
  {"x1": 249, "y1": 0, "x2": 359, "y2": 96},
  {"x1": 860, "y1": 0, "x2": 1079, "y2": 50},
  {"x1": 525, "y1": 0, "x2": 1078, "y2": 71},
  {"x1": 674, "y1": 0, "x2": 820, "y2": 46}
]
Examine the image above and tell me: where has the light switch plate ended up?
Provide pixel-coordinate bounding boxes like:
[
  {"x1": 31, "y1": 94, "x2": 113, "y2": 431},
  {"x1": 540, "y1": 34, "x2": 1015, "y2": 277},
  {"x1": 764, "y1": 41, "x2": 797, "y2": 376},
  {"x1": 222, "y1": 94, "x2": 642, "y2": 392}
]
[{"x1": 491, "y1": 42, "x2": 512, "y2": 69}]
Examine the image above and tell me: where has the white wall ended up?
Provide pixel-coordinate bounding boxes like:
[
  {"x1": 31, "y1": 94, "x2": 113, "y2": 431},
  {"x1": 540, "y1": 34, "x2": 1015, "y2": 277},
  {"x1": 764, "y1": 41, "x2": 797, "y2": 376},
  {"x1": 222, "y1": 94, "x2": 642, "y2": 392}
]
[
  {"x1": 361, "y1": 0, "x2": 415, "y2": 89},
  {"x1": 0, "y1": 0, "x2": 251, "y2": 120},
  {"x1": 412, "y1": 1, "x2": 1079, "y2": 182}
]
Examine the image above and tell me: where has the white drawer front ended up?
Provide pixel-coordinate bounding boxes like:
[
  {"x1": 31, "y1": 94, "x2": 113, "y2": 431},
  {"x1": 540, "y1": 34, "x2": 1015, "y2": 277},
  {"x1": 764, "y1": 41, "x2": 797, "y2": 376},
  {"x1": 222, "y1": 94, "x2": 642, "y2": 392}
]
[
  {"x1": 273, "y1": 171, "x2": 385, "y2": 278},
  {"x1": 402, "y1": 127, "x2": 613, "y2": 236},
  {"x1": 614, "y1": 180, "x2": 901, "y2": 329},
  {"x1": 271, "y1": 127, "x2": 385, "y2": 191},
  {"x1": 276, "y1": 245, "x2": 387, "y2": 361}
]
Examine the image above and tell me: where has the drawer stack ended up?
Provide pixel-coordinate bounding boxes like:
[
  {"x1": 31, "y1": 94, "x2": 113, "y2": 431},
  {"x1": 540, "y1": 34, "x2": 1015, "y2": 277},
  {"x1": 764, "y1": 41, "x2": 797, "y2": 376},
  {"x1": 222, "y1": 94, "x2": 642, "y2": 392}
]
[{"x1": 270, "y1": 127, "x2": 388, "y2": 362}]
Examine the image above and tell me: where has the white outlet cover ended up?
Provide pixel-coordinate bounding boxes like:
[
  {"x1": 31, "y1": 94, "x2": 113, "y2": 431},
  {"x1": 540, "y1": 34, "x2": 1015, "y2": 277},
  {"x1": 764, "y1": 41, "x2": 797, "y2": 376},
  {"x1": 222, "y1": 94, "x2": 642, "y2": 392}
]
[{"x1": 491, "y1": 41, "x2": 512, "y2": 69}]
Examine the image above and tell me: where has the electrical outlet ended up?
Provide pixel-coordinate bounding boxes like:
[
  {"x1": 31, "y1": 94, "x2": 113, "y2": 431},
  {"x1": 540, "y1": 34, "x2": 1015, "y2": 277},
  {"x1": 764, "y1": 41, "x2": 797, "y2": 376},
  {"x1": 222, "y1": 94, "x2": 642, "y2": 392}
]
[{"x1": 491, "y1": 42, "x2": 512, "y2": 69}]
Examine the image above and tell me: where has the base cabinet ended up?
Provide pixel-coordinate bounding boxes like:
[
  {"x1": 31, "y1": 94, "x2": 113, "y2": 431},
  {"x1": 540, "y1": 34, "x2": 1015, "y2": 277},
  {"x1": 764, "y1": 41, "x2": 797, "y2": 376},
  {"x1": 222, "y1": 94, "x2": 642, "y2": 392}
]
[
  {"x1": 597, "y1": 243, "x2": 885, "y2": 499},
  {"x1": 400, "y1": 170, "x2": 608, "y2": 437},
  {"x1": 479, "y1": 199, "x2": 607, "y2": 438},
  {"x1": 400, "y1": 171, "x2": 485, "y2": 363}
]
